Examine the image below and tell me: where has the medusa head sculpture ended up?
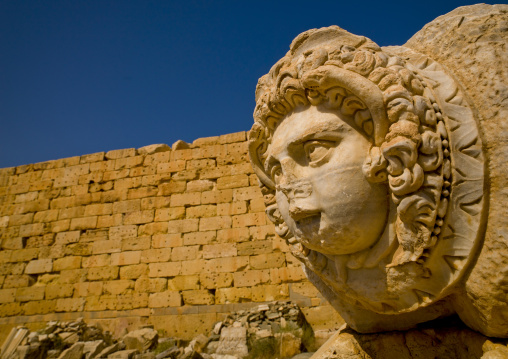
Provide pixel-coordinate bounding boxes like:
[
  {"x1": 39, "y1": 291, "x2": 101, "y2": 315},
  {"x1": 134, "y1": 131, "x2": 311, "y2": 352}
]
[{"x1": 248, "y1": 26, "x2": 490, "y2": 334}]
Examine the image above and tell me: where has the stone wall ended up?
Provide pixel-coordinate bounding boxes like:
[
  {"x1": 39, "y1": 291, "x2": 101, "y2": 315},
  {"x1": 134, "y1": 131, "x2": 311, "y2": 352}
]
[{"x1": 0, "y1": 131, "x2": 343, "y2": 341}]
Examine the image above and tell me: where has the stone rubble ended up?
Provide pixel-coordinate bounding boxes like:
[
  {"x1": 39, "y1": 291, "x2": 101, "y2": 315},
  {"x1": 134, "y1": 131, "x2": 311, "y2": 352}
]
[{"x1": 0, "y1": 301, "x2": 315, "y2": 359}]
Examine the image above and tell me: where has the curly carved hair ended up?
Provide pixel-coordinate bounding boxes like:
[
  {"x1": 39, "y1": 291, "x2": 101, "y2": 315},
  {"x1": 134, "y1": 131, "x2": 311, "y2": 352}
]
[{"x1": 248, "y1": 26, "x2": 450, "y2": 267}]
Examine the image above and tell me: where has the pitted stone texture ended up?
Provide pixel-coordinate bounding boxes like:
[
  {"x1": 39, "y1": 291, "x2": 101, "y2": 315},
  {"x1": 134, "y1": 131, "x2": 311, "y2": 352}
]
[
  {"x1": 311, "y1": 319, "x2": 508, "y2": 359},
  {"x1": 404, "y1": 3, "x2": 508, "y2": 338},
  {"x1": 248, "y1": 4, "x2": 506, "y2": 338}
]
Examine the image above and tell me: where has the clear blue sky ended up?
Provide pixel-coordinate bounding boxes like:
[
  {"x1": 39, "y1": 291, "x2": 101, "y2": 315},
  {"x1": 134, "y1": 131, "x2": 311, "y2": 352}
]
[{"x1": 0, "y1": 0, "x2": 485, "y2": 168}]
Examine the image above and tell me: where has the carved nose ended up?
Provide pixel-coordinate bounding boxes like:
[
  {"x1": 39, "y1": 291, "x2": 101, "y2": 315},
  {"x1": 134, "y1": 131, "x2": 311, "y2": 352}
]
[
  {"x1": 277, "y1": 180, "x2": 318, "y2": 221},
  {"x1": 277, "y1": 180, "x2": 313, "y2": 200}
]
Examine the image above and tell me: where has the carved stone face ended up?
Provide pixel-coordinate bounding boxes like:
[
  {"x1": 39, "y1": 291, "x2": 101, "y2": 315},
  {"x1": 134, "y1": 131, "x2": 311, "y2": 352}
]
[{"x1": 268, "y1": 105, "x2": 389, "y2": 255}]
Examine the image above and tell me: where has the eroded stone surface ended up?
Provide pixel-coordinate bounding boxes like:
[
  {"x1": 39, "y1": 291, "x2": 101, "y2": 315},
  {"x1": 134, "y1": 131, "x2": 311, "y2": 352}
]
[{"x1": 249, "y1": 4, "x2": 507, "y2": 338}]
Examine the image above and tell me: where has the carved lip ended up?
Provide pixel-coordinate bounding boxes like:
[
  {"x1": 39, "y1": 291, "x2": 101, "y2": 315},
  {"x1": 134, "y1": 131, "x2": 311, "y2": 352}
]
[{"x1": 295, "y1": 212, "x2": 321, "y2": 229}]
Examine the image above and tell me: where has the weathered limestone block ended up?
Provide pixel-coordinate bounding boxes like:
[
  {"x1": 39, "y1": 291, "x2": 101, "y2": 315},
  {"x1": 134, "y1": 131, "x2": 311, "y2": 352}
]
[
  {"x1": 312, "y1": 319, "x2": 508, "y2": 359},
  {"x1": 215, "y1": 327, "x2": 248, "y2": 358},
  {"x1": 248, "y1": 4, "x2": 508, "y2": 339},
  {"x1": 123, "y1": 328, "x2": 158, "y2": 352}
]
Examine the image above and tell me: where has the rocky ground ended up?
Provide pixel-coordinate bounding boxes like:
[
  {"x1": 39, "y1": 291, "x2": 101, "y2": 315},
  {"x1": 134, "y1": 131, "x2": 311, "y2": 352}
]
[{"x1": 0, "y1": 301, "x2": 316, "y2": 359}]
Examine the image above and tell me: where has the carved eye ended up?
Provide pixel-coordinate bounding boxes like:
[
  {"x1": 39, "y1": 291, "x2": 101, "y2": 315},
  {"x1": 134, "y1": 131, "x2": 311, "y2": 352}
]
[
  {"x1": 271, "y1": 164, "x2": 283, "y2": 184},
  {"x1": 304, "y1": 140, "x2": 334, "y2": 166}
]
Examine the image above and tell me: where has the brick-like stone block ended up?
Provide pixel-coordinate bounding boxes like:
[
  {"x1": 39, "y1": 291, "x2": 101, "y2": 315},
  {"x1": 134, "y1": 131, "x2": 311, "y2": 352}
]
[
  {"x1": 201, "y1": 190, "x2": 233, "y2": 204},
  {"x1": 217, "y1": 201, "x2": 247, "y2": 216},
  {"x1": 144, "y1": 151, "x2": 171, "y2": 166},
  {"x1": 232, "y1": 187, "x2": 262, "y2": 201},
  {"x1": 290, "y1": 282, "x2": 321, "y2": 298},
  {"x1": 148, "y1": 291, "x2": 181, "y2": 308},
  {"x1": 3, "y1": 275, "x2": 35, "y2": 288},
  {"x1": 113, "y1": 199, "x2": 141, "y2": 214},
  {"x1": 16, "y1": 286, "x2": 45, "y2": 302},
  {"x1": 57, "y1": 269, "x2": 87, "y2": 284},
  {"x1": 216, "y1": 228, "x2": 250, "y2": 243},
  {"x1": 215, "y1": 287, "x2": 252, "y2": 304},
  {"x1": 237, "y1": 240, "x2": 272, "y2": 256},
  {"x1": 219, "y1": 132, "x2": 246, "y2": 144},
  {"x1": 200, "y1": 272, "x2": 233, "y2": 289},
  {"x1": 180, "y1": 259, "x2": 205, "y2": 276},
  {"x1": 251, "y1": 284, "x2": 289, "y2": 302},
  {"x1": 82, "y1": 254, "x2": 110, "y2": 268},
  {"x1": 154, "y1": 207, "x2": 185, "y2": 222},
  {"x1": 114, "y1": 155, "x2": 143, "y2": 170},
  {"x1": 171, "y1": 246, "x2": 199, "y2": 261},
  {"x1": 167, "y1": 275, "x2": 200, "y2": 291},
  {"x1": 0, "y1": 288, "x2": 16, "y2": 303},
  {"x1": 233, "y1": 269, "x2": 270, "y2": 287},
  {"x1": 186, "y1": 205, "x2": 217, "y2": 219},
  {"x1": 182, "y1": 290, "x2": 214, "y2": 305},
  {"x1": 45, "y1": 283, "x2": 74, "y2": 299},
  {"x1": 152, "y1": 233, "x2": 182, "y2": 248},
  {"x1": 122, "y1": 236, "x2": 151, "y2": 251},
  {"x1": 53, "y1": 256, "x2": 81, "y2": 271},
  {"x1": 249, "y1": 225, "x2": 275, "y2": 240},
  {"x1": 123, "y1": 210, "x2": 154, "y2": 225},
  {"x1": 250, "y1": 253, "x2": 286, "y2": 270},
  {"x1": 119, "y1": 264, "x2": 148, "y2": 279},
  {"x1": 170, "y1": 193, "x2": 201, "y2": 207},
  {"x1": 84, "y1": 203, "x2": 113, "y2": 216},
  {"x1": 204, "y1": 257, "x2": 249, "y2": 274},
  {"x1": 105, "y1": 148, "x2": 136, "y2": 160},
  {"x1": 70, "y1": 216, "x2": 98, "y2": 231},
  {"x1": 128, "y1": 186, "x2": 158, "y2": 200},
  {"x1": 19, "y1": 223, "x2": 44, "y2": 237},
  {"x1": 92, "y1": 240, "x2": 122, "y2": 254},
  {"x1": 202, "y1": 243, "x2": 237, "y2": 259},
  {"x1": 157, "y1": 161, "x2": 186, "y2": 174},
  {"x1": 199, "y1": 216, "x2": 232, "y2": 231},
  {"x1": 55, "y1": 231, "x2": 80, "y2": 245},
  {"x1": 186, "y1": 180, "x2": 214, "y2": 192},
  {"x1": 140, "y1": 248, "x2": 171, "y2": 263},
  {"x1": 232, "y1": 213, "x2": 266, "y2": 228},
  {"x1": 87, "y1": 266, "x2": 119, "y2": 281},
  {"x1": 2, "y1": 237, "x2": 25, "y2": 250},
  {"x1": 102, "y1": 280, "x2": 134, "y2": 295},
  {"x1": 55, "y1": 297, "x2": 85, "y2": 312},
  {"x1": 9, "y1": 213, "x2": 34, "y2": 226},
  {"x1": 270, "y1": 267, "x2": 306, "y2": 284},
  {"x1": 149, "y1": 262, "x2": 181, "y2": 277},
  {"x1": 74, "y1": 282, "x2": 103, "y2": 297},
  {"x1": 167, "y1": 219, "x2": 199, "y2": 234},
  {"x1": 109, "y1": 225, "x2": 138, "y2": 240},
  {"x1": 183, "y1": 231, "x2": 216, "y2": 246},
  {"x1": 25, "y1": 259, "x2": 52, "y2": 274},
  {"x1": 11, "y1": 249, "x2": 39, "y2": 264},
  {"x1": 138, "y1": 222, "x2": 167, "y2": 236},
  {"x1": 217, "y1": 175, "x2": 249, "y2": 190},
  {"x1": 23, "y1": 299, "x2": 57, "y2": 315},
  {"x1": 97, "y1": 214, "x2": 123, "y2": 228},
  {"x1": 111, "y1": 251, "x2": 142, "y2": 266},
  {"x1": 80, "y1": 152, "x2": 105, "y2": 163}
]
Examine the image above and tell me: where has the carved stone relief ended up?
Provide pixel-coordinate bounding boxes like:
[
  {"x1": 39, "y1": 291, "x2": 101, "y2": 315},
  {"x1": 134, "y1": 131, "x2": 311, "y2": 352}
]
[{"x1": 249, "y1": 5, "x2": 507, "y2": 338}]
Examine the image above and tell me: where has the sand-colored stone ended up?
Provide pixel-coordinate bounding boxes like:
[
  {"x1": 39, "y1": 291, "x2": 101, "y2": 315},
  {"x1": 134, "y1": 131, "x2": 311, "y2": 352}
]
[{"x1": 249, "y1": 4, "x2": 508, "y2": 340}]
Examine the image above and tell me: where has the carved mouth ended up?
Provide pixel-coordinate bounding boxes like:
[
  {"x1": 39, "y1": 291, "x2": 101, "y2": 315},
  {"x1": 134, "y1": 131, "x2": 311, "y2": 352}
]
[{"x1": 295, "y1": 213, "x2": 321, "y2": 229}]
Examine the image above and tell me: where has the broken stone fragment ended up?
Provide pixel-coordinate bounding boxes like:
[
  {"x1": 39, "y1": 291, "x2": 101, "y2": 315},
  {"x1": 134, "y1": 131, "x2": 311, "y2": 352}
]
[
  {"x1": 83, "y1": 339, "x2": 106, "y2": 359},
  {"x1": 108, "y1": 349, "x2": 139, "y2": 359},
  {"x1": 137, "y1": 144, "x2": 171, "y2": 155},
  {"x1": 215, "y1": 327, "x2": 248, "y2": 358},
  {"x1": 123, "y1": 328, "x2": 158, "y2": 353},
  {"x1": 57, "y1": 342, "x2": 84, "y2": 359}
]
